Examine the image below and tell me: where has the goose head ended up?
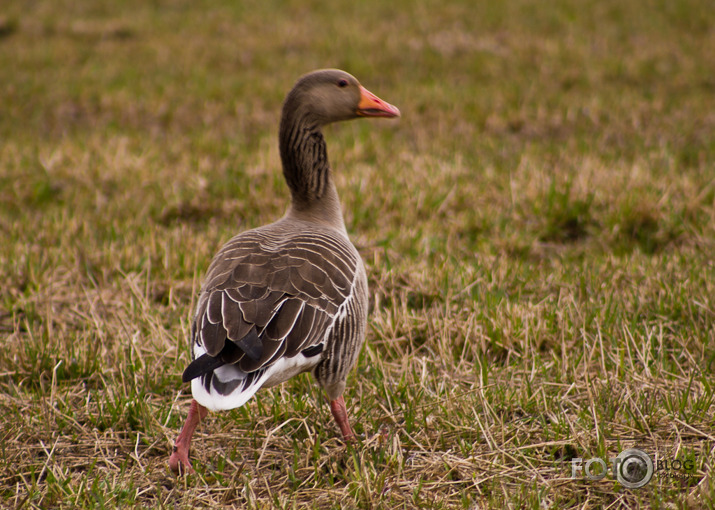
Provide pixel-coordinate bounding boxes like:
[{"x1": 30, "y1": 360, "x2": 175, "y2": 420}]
[{"x1": 284, "y1": 69, "x2": 400, "y2": 125}]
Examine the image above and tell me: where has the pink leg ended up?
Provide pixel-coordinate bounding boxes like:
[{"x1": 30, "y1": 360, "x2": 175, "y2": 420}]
[
  {"x1": 169, "y1": 399, "x2": 208, "y2": 475},
  {"x1": 330, "y1": 395, "x2": 355, "y2": 441}
]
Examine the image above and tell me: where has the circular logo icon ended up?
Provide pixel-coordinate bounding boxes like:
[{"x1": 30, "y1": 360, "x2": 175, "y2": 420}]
[{"x1": 615, "y1": 448, "x2": 654, "y2": 488}]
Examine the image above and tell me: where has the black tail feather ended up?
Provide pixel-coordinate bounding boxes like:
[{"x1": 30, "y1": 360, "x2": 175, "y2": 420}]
[
  {"x1": 182, "y1": 354, "x2": 226, "y2": 382},
  {"x1": 183, "y1": 327, "x2": 263, "y2": 383}
]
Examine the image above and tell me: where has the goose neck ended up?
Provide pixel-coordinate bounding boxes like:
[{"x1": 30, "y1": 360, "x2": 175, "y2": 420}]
[{"x1": 279, "y1": 108, "x2": 346, "y2": 234}]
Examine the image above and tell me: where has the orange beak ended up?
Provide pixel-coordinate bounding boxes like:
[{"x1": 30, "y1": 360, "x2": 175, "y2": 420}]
[{"x1": 357, "y1": 86, "x2": 400, "y2": 118}]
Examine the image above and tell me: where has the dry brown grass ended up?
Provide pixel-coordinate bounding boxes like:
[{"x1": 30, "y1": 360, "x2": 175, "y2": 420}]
[{"x1": 1, "y1": 0, "x2": 715, "y2": 508}]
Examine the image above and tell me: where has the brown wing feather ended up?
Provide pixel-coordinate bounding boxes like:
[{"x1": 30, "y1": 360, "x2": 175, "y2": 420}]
[
  {"x1": 263, "y1": 299, "x2": 303, "y2": 341},
  {"x1": 192, "y1": 225, "x2": 358, "y2": 374},
  {"x1": 221, "y1": 293, "x2": 253, "y2": 342}
]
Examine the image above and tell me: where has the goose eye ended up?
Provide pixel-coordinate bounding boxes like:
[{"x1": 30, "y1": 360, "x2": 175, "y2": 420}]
[{"x1": 337, "y1": 79, "x2": 349, "y2": 88}]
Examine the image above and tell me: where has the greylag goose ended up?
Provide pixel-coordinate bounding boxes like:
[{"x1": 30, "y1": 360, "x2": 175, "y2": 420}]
[{"x1": 169, "y1": 69, "x2": 399, "y2": 474}]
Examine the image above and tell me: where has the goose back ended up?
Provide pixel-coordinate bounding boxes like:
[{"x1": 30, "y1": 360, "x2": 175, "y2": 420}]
[{"x1": 187, "y1": 217, "x2": 368, "y2": 410}]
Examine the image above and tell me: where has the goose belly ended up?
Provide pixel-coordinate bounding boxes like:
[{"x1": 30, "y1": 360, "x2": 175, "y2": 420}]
[{"x1": 262, "y1": 353, "x2": 321, "y2": 388}]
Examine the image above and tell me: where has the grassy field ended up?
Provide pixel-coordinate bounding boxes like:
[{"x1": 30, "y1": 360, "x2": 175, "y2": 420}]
[{"x1": 1, "y1": 0, "x2": 714, "y2": 508}]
